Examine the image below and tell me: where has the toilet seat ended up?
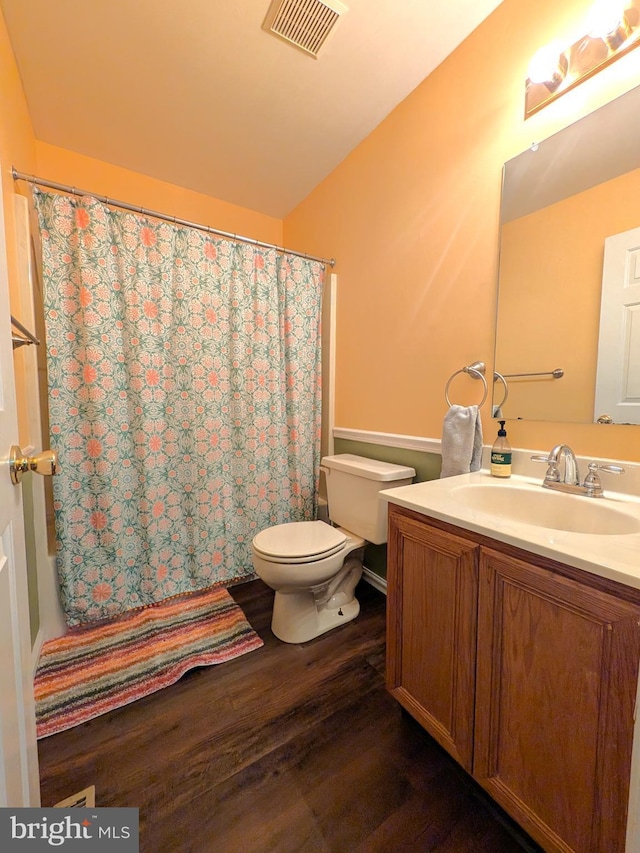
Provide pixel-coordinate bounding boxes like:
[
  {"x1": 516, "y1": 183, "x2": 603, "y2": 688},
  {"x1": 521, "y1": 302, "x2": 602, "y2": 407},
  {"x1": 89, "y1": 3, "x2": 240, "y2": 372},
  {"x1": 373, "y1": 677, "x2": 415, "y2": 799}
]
[{"x1": 252, "y1": 520, "x2": 347, "y2": 564}]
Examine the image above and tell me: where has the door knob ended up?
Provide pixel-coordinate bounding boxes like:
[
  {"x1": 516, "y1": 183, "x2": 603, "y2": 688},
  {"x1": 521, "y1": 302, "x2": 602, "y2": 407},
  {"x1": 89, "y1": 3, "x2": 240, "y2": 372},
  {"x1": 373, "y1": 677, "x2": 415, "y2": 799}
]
[{"x1": 9, "y1": 446, "x2": 58, "y2": 485}]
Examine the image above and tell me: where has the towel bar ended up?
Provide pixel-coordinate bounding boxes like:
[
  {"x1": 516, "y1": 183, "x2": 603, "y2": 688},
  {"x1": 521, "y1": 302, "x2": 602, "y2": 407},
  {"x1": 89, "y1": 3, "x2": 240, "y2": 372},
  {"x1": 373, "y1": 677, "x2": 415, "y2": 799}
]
[
  {"x1": 500, "y1": 368, "x2": 564, "y2": 379},
  {"x1": 11, "y1": 314, "x2": 40, "y2": 350}
]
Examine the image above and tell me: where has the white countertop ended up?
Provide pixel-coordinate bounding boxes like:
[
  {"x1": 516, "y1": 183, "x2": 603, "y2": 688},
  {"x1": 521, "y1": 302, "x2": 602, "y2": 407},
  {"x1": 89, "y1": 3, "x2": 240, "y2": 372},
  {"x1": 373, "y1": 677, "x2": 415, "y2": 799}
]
[{"x1": 380, "y1": 471, "x2": 640, "y2": 591}]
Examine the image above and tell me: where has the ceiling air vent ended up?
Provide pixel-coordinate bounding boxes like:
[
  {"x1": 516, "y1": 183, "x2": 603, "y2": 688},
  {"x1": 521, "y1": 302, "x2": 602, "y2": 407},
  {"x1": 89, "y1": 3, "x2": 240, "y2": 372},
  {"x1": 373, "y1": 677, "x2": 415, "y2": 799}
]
[{"x1": 263, "y1": 0, "x2": 348, "y2": 58}]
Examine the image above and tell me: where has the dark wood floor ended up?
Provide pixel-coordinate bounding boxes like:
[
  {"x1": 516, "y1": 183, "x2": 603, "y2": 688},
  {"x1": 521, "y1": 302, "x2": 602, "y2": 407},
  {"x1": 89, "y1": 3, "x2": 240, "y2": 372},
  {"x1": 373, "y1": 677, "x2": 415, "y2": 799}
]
[{"x1": 38, "y1": 579, "x2": 542, "y2": 852}]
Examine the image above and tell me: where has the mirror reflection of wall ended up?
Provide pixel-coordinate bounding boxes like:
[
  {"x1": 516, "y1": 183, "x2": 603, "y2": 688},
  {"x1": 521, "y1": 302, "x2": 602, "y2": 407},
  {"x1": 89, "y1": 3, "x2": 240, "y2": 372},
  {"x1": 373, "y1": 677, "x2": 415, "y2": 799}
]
[{"x1": 494, "y1": 83, "x2": 640, "y2": 424}]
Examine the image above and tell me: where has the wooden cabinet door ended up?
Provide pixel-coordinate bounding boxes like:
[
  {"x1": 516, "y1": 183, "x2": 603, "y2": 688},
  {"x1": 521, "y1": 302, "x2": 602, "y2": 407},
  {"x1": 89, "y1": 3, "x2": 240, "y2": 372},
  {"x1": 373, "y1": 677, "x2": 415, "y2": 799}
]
[
  {"x1": 386, "y1": 506, "x2": 479, "y2": 771},
  {"x1": 474, "y1": 548, "x2": 640, "y2": 853}
]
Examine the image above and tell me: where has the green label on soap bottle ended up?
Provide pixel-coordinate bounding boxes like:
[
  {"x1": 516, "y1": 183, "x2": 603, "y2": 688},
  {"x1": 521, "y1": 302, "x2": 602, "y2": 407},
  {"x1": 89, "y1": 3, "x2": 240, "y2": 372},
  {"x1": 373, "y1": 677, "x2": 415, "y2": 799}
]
[{"x1": 491, "y1": 452, "x2": 512, "y2": 465}]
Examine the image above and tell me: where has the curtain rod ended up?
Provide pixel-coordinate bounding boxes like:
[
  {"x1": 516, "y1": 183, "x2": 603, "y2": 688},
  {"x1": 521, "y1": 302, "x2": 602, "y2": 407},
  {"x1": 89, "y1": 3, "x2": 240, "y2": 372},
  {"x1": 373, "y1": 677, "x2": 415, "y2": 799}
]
[{"x1": 12, "y1": 168, "x2": 335, "y2": 268}]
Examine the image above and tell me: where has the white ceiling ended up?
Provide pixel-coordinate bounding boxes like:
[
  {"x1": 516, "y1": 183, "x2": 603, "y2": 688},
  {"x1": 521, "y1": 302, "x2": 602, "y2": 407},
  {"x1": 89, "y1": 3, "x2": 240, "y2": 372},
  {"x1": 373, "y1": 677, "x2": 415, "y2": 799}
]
[{"x1": 1, "y1": 0, "x2": 503, "y2": 218}]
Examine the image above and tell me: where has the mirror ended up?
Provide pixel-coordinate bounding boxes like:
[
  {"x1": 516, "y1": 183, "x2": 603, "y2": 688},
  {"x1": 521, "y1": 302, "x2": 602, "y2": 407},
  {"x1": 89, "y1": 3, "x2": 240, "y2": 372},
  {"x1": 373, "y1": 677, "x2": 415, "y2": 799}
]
[{"x1": 494, "y1": 84, "x2": 640, "y2": 424}]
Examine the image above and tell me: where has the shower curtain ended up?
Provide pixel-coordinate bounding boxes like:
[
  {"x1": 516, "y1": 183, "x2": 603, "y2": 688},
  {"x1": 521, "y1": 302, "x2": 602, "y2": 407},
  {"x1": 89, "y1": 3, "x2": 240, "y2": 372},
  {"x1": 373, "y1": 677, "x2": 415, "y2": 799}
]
[{"x1": 34, "y1": 189, "x2": 324, "y2": 626}]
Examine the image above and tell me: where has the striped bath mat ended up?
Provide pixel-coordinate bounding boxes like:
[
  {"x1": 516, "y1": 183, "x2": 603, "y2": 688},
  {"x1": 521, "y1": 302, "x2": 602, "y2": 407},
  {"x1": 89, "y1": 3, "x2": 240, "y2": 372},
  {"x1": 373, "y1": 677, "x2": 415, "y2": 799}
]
[{"x1": 34, "y1": 586, "x2": 263, "y2": 738}]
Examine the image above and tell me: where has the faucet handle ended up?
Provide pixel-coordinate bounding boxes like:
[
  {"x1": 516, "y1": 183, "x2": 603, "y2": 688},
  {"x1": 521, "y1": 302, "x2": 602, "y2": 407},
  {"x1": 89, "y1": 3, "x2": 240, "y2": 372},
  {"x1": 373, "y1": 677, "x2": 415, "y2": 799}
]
[
  {"x1": 583, "y1": 462, "x2": 625, "y2": 497},
  {"x1": 530, "y1": 454, "x2": 560, "y2": 483},
  {"x1": 587, "y1": 462, "x2": 625, "y2": 476}
]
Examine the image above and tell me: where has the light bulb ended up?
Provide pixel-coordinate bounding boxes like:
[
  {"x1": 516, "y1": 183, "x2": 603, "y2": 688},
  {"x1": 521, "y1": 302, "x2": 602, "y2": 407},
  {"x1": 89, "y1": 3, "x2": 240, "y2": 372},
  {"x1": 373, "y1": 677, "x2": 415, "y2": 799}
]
[
  {"x1": 589, "y1": 0, "x2": 631, "y2": 49},
  {"x1": 527, "y1": 44, "x2": 568, "y2": 90}
]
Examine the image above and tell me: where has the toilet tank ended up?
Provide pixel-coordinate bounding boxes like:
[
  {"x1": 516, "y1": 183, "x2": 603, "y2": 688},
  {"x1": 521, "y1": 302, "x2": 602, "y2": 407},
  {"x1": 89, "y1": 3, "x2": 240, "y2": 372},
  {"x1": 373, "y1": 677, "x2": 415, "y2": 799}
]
[{"x1": 321, "y1": 454, "x2": 415, "y2": 545}]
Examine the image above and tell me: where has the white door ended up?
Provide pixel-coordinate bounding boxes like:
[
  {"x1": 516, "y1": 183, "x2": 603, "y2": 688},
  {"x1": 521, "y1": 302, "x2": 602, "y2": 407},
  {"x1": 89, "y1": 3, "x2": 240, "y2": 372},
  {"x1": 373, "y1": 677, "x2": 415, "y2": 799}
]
[
  {"x1": 594, "y1": 226, "x2": 640, "y2": 424},
  {"x1": 0, "y1": 182, "x2": 40, "y2": 804}
]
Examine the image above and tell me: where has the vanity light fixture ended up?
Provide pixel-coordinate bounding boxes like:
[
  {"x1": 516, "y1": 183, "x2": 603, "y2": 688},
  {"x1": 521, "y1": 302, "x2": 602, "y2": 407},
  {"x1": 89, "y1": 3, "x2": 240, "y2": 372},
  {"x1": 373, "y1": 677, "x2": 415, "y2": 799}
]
[{"x1": 525, "y1": 0, "x2": 640, "y2": 118}]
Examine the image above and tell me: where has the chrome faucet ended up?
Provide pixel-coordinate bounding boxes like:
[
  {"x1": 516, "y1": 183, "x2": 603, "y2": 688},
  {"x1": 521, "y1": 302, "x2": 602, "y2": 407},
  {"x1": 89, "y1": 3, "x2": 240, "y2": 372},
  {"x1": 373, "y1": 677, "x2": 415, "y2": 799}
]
[
  {"x1": 549, "y1": 444, "x2": 580, "y2": 486},
  {"x1": 531, "y1": 444, "x2": 624, "y2": 497}
]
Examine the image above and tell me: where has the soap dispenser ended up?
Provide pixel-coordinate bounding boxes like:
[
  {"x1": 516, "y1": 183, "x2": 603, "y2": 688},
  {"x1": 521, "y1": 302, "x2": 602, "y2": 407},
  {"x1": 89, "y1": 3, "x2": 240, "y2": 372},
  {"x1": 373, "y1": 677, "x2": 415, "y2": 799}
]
[{"x1": 491, "y1": 421, "x2": 511, "y2": 478}]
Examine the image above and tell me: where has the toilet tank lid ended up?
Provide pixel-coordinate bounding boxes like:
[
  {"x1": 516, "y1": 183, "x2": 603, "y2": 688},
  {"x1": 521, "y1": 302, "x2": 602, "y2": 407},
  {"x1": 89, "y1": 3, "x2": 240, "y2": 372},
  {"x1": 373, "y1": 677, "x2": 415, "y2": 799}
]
[{"x1": 321, "y1": 454, "x2": 415, "y2": 482}]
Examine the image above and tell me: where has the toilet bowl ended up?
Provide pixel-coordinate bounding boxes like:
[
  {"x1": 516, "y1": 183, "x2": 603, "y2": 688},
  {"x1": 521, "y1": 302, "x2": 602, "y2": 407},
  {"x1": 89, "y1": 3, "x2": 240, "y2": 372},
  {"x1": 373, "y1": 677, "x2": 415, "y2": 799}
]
[
  {"x1": 252, "y1": 520, "x2": 365, "y2": 643},
  {"x1": 251, "y1": 454, "x2": 415, "y2": 643}
]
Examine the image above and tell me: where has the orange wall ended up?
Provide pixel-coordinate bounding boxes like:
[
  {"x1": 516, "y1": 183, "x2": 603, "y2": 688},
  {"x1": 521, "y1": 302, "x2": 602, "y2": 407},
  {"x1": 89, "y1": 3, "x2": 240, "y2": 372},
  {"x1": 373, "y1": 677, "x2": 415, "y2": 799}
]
[
  {"x1": 0, "y1": 5, "x2": 283, "y2": 450},
  {"x1": 497, "y1": 168, "x2": 640, "y2": 422},
  {"x1": 35, "y1": 142, "x2": 282, "y2": 246},
  {"x1": 0, "y1": 6, "x2": 36, "y2": 272},
  {"x1": 6, "y1": 0, "x2": 640, "y2": 461},
  {"x1": 284, "y1": 0, "x2": 640, "y2": 461},
  {"x1": 0, "y1": 7, "x2": 37, "y2": 442}
]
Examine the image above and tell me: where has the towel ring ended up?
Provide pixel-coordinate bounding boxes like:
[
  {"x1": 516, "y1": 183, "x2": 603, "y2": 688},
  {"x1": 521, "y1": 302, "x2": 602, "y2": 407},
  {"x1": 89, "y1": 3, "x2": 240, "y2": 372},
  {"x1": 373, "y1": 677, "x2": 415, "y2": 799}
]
[
  {"x1": 492, "y1": 371, "x2": 509, "y2": 412},
  {"x1": 445, "y1": 366, "x2": 488, "y2": 408}
]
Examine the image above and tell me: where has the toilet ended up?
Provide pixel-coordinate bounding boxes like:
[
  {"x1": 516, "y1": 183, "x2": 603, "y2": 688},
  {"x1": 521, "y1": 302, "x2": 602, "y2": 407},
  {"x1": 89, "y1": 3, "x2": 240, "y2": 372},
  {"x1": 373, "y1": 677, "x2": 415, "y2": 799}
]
[{"x1": 251, "y1": 454, "x2": 415, "y2": 643}]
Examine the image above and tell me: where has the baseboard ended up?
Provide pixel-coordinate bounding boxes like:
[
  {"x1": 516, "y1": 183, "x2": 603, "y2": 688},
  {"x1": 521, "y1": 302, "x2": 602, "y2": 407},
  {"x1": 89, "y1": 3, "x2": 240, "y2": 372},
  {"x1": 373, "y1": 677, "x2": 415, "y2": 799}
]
[{"x1": 362, "y1": 565, "x2": 387, "y2": 595}]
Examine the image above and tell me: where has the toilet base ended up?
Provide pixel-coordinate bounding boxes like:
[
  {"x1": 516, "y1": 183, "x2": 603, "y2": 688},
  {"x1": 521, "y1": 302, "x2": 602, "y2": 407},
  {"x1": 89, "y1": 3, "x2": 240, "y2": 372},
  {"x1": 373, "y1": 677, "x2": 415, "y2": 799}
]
[{"x1": 271, "y1": 590, "x2": 361, "y2": 644}]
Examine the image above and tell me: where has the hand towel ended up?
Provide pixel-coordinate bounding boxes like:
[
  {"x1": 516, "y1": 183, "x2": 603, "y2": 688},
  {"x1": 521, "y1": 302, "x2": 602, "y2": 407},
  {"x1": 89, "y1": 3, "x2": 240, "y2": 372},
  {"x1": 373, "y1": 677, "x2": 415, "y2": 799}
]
[{"x1": 440, "y1": 405, "x2": 483, "y2": 478}]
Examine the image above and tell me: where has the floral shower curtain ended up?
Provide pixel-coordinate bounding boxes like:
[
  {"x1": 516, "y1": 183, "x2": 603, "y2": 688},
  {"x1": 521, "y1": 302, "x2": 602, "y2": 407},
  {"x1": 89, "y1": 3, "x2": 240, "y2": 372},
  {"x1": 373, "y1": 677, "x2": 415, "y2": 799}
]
[{"x1": 34, "y1": 189, "x2": 324, "y2": 626}]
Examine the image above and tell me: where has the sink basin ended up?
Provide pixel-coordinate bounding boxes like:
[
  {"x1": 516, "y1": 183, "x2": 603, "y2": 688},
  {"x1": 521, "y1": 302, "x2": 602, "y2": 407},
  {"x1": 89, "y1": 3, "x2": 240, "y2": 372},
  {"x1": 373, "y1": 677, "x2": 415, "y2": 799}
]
[{"x1": 450, "y1": 483, "x2": 640, "y2": 535}]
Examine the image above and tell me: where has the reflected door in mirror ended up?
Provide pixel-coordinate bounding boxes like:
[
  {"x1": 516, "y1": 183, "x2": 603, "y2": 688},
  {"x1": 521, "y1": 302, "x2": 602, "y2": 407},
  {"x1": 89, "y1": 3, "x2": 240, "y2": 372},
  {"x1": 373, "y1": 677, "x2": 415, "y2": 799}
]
[{"x1": 594, "y1": 226, "x2": 640, "y2": 424}]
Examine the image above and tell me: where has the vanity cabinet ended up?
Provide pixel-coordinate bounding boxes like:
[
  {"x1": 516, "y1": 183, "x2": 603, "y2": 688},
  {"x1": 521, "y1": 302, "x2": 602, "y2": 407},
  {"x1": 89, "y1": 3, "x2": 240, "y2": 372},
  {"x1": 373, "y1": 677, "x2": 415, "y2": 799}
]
[
  {"x1": 385, "y1": 512, "x2": 479, "y2": 771},
  {"x1": 386, "y1": 503, "x2": 640, "y2": 853}
]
